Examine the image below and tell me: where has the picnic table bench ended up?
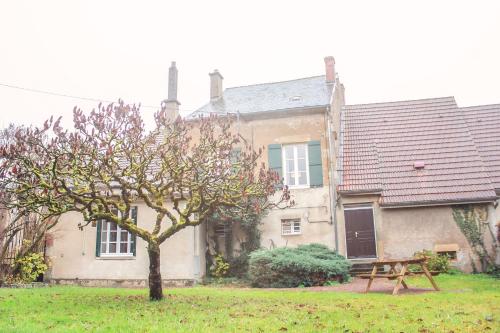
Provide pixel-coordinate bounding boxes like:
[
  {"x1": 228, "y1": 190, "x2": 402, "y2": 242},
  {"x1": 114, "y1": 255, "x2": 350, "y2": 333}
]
[{"x1": 358, "y1": 257, "x2": 440, "y2": 295}]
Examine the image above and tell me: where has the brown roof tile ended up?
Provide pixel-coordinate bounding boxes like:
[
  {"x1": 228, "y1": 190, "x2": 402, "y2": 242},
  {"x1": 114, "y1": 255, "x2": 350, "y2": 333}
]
[
  {"x1": 461, "y1": 104, "x2": 500, "y2": 192},
  {"x1": 338, "y1": 97, "x2": 497, "y2": 206}
]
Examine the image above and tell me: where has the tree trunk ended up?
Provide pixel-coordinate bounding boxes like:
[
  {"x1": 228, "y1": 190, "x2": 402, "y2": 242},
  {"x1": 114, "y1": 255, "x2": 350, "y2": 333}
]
[{"x1": 147, "y1": 242, "x2": 163, "y2": 301}]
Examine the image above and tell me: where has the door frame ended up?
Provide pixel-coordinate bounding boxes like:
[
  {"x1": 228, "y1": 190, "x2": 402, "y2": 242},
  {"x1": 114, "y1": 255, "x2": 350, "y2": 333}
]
[{"x1": 343, "y1": 205, "x2": 378, "y2": 260}]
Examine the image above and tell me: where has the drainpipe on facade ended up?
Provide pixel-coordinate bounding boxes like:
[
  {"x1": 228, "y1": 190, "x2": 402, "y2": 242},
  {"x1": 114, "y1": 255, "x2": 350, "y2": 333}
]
[{"x1": 326, "y1": 105, "x2": 339, "y2": 251}]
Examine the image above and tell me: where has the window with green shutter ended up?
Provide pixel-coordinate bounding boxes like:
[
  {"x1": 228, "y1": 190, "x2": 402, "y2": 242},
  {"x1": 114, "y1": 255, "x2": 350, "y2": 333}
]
[{"x1": 95, "y1": 207, "x2": 138, "y2": 257}]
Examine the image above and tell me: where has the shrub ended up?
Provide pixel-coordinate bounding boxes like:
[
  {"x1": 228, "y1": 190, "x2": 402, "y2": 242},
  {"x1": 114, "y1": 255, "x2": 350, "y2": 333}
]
[
  {"x1": 248, "y1": 243, "x2": 351, "y2": 288},
  {"x1": 409, "y1": 250, "x2": 450, "y2": 273},
  {"x1": 227, "y1": 253, "x2": 251, "y2": 279},
  {"x1": 210, "y1": 255, "x2": 230, "y2": 278},
  {"x1": 12, "y1": 252, "x2": 48, "y2": 283}
]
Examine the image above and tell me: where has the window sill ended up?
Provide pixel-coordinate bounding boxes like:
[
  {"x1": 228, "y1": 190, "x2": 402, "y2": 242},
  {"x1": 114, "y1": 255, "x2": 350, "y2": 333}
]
[
  {"x1": 96, "y1": 256, "x2": 136, "y2": 260},
  {"x1": 286, "y1": 185, "x2": 310, "y2": 190},
  {"x1": 282, "y1": 233, "x2": 302, "y2": 236}
]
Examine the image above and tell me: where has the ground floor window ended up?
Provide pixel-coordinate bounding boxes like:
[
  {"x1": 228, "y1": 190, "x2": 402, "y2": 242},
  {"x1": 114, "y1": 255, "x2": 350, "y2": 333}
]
[
  {"x1": 96, "y1": 207, "x2": 137, "y2": 257},
  {"x1": 281, "y1": 219, "x2": 301, "y2": 235},
  {"x1": 100, "y1": 221, "x2": 133, "y2": 256}
]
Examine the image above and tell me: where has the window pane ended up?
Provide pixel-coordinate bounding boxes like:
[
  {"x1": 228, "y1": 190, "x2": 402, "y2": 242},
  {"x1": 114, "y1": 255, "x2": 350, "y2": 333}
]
[
  {"x1": 297, "y1": 158, "x2": 306, "y2": 172},
  {"x1": 109, "y1": 243, "x2": 116, "y2": 253},
  {"x1": 286, "y1": 172, "x2": 295, "y2": 186},
  {"x1": 121, "y1": 231, "x2": 129, "y2": 242},
  {"x1": 293, "y1": 221, "x2": 301, "y2": 232},
  {"x1": 284, "y1": 146, "x2": 294, "y2": 159},
  {"x1": 100, "y1": 242, "x2": 107, "y2": 253},
  {"x1": 120, "y1": 243, "x2": 128, "y2": 253},
  {"x1": 298, "y1": 171, "x2": 307, "y2": 185},
  {"x1": 286, "y1": 159, "x2": 295, "y2": 173},
  {"x1": 296, "y1": 145, "x2": 306, "y2": 159},
  {"x1": 110, "y1": 223, "x2": 117, "y2": 231},
  {"x1": 109, "y1": 231, "x2": 117, "y2": 242}
]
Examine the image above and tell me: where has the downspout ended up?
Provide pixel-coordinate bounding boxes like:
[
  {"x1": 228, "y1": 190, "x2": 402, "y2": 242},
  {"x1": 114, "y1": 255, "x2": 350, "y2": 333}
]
[{"x1": 326, "y1": 105, "x2": 339, "y2": 251}]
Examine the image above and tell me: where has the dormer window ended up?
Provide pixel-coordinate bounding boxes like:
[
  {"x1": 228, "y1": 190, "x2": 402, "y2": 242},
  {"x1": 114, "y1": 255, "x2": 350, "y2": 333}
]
[{"x1": 289, "y1": 96, "x2": 302, "y2": 102}]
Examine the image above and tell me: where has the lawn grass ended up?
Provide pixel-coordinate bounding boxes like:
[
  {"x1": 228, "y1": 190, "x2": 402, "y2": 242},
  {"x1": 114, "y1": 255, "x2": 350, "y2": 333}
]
[{"x1": 0, "y1": 274, "x2": 498, "y2": 332}]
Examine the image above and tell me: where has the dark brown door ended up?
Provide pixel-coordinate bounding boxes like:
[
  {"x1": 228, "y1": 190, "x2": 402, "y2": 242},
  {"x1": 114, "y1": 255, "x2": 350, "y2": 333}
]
[{"x1": 344, "y1": 208, "x2": 377, "y2": 259}]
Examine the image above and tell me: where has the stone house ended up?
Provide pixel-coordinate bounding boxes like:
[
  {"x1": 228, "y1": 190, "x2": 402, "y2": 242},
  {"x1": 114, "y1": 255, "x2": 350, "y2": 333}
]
[{"x1": 30, "y1": 57, "x2": 500, "y2": 286}]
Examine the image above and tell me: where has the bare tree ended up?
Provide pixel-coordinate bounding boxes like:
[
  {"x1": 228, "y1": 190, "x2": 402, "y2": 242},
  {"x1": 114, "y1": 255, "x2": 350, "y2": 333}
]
[{"x1": 0, "y1": 102, "x2": 289, "y2": 300}]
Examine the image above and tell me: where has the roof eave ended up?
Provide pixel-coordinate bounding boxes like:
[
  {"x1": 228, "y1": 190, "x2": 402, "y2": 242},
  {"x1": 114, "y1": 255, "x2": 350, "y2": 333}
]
[
  {"x1": 338, "y1": 189, "x2": 383, "y2": 196},
  {"x1": 380, "y1": 197, "x2": 498, "y2": 209}
]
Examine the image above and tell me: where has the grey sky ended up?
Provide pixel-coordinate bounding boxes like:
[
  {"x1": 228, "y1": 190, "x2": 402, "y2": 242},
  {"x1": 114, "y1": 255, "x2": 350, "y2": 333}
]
[{"x1": 1, "y1": 0, "x2": 499, "y2": 129}]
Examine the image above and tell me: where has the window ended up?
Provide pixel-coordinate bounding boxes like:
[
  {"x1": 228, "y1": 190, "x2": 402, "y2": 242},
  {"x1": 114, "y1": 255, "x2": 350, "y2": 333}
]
[
  {"x1": 282, "y1": 144, "x2": 309, "y2": 187},
  {"x1": 100, "y1": 221, "x2": 134, "y2": 256},
  {"x1": 281, "y1": 219, "x2": 301, "y2": 235},
  {"x1": 437, "y1": 251, "x2": 457, "y2": 260}
]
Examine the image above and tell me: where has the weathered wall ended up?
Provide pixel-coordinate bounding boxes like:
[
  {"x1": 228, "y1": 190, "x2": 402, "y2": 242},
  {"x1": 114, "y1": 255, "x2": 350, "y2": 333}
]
[
  {"x1": 239, "y1": 110, "x2": 335, "y2": 250},
  {"x1": 260, "y1": 187, "x2": 334, "y2": 249},
  {"x1": 337, "y1": 195, "x2": 497, "y2": 272},
  {"x1": 493, "y1": 201, "x2": 500, "y2": 265},
  {"x1": 47, "y1": 201, "x2": 205, "y2": 285}
]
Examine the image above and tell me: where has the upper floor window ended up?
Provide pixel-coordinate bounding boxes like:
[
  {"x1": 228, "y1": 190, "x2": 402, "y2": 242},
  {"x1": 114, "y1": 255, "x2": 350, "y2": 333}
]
[{"x1": 282, "y1": 144, "x2": 309, "y2": 187}]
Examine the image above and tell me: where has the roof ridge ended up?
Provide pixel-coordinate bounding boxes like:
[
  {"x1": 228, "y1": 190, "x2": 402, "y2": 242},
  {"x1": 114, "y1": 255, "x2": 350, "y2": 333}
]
[
  {"x1": 225, "y1": 75, "x2": 326, "y2": 90},
  {"x1": 345, "y1": 96, "x2": 456, "y2": 108}
]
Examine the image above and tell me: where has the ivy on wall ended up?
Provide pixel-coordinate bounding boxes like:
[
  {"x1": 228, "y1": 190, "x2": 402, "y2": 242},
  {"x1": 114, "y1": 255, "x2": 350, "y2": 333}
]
[
  {"x1": 206, "y1": 202, "x2": 266, "y2": 278},
  {"x1": 452, "y1": 205, "x2": 493, "y2": 272}
]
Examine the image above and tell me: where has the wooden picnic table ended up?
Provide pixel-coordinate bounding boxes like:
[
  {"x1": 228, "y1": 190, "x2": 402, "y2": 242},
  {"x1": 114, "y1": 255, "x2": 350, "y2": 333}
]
[{"x1": 359, "y1": 257, "x2": 440, "y2": 295}]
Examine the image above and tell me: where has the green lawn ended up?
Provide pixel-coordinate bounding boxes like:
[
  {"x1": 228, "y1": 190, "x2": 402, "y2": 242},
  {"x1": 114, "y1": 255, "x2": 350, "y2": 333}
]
[{"x1": 0, "y1": 274, "x2": 498, "y2": 332}]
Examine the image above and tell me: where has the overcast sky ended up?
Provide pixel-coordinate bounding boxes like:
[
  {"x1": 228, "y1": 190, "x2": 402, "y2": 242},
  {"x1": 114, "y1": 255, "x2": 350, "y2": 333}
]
[{"x1": 1, "y1": 0, "x2": 499, "y2": 129}]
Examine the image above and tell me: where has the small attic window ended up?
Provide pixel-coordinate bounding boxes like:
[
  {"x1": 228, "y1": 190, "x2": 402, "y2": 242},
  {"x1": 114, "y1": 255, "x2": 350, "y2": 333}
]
[
  {"x1": 414, "y1": 161, "x2": 425, "y2": 169},
  {"x1": 289, "y1": 96, "x2": 302, "y2": 102}
]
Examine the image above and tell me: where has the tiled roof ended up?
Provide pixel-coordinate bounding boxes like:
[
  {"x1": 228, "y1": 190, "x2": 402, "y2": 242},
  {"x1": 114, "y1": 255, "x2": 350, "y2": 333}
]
[
  {"x1": 338, "y1": 97, "x2": 497, "y2": 207},
  {"x1": 461, "y1": 104, "x2": 500, "y2": 192},
  {"x1": 188, "y1": 76, "x2": 332, "y2": 118}
]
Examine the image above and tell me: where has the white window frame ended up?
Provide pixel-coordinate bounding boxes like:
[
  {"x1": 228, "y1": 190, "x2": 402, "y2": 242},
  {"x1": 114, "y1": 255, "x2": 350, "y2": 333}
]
[
  {"x1": 282, "y1": 143, "x2": 310, "y2": 188},
  {"x1": 281, "y1": 219, "x2": 301, "y2": 236},
  {"x1": 100, "y1": 219, "x2": 134, "y2": 257}
]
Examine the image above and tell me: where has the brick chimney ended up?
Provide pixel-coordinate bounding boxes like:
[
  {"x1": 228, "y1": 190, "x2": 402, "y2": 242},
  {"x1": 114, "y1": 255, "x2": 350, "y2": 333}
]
[
  {"x1": 163, "y1": 61, "x2": 180, "y2": 121},
  {"x1": 324, "y1": 56, "x2": 335, "y2": 84},
  {"x1": 209, "y1": 69, "x2": 223, "y2": 100}
]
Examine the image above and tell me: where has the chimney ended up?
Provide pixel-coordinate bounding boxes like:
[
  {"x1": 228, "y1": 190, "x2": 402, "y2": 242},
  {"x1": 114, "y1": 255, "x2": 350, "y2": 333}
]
[
  {"x1": 209, "y1": 69, "x2": 223, "y2": 100},
  {"x1": 163, "y1": 61, "x2": 180, "y2": 121},
  {"x1": 324, "y1": 56, "x2": 335, "y2": 84}
]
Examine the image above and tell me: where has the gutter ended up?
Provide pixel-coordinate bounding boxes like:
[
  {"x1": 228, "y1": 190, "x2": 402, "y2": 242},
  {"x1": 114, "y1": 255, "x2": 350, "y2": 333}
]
[
  {"x1": 326, "y1": 102, "x2": 339, "y2": 252},
  {"x1": 380, "y1": 198, "x2": 497, "y2": 209}
]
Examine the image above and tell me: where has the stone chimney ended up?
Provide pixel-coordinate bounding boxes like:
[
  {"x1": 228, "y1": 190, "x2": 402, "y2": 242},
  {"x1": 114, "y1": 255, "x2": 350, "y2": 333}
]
[
  {"x1": 164, "y1": 61, "x2": 180, "y2": 121},
  {"x1": 324, "y1": 56, "x2": 335, "y2": 84},
  {"x1": 209, "y1": 69, "x2": 223, "y2": 100}
]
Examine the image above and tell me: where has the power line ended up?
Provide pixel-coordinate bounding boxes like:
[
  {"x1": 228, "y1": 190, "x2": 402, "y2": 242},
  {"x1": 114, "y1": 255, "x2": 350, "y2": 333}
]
[{"x1": 0, "y1": 82, "x2": 199, "y2": 113}]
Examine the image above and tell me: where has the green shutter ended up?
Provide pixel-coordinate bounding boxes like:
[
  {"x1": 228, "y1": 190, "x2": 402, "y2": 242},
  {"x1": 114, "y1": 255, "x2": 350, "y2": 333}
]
[
  {"x1": 95, "y1": 220, "x2": 102, "y2": 257},
  {"x1": 268, "y1": 144, "x2": 283, "y2": 188},
  {"x1": 131, "y1": 207, "x2": 137, "y2": 256},
  {"x1": 231, "y1": 147, "x2": 241, "y2": 163},
  {"x1": 308, "y1": 141, "x2": 323, "y2": 187},
  {"x1": 231, "y1": 148, "x2": 241, "y2": 173}
]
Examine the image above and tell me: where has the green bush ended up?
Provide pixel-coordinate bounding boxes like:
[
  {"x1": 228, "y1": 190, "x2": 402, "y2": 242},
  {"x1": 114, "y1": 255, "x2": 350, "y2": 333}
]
[
  {"x1": 210, "y1": 255, "x2": 230, "y2": 279},
  {"x1": 409, "y1": 250, "x2": 450, "y2": 273},
  {"x1": 13, "y1": 252, "x2": 48, "y2": 283},
  {"x1": 227, "y1": 253, "x2": 251, "y2": 279},
  {"x1": 248, "y1": 243, "x2": 351, "y2": 288}
]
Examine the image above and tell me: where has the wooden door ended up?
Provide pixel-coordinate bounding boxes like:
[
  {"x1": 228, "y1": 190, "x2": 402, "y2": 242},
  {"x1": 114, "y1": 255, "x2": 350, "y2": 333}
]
[{"x1": 344, "y1": 207, "x2": 377, "y2": 259}]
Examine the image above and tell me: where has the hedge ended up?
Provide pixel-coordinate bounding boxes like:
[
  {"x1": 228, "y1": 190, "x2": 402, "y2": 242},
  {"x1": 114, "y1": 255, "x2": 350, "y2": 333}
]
[{"x1": 248, "y1": 243, "x2": 351, "y2": 288}]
